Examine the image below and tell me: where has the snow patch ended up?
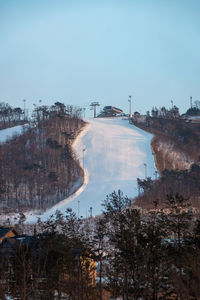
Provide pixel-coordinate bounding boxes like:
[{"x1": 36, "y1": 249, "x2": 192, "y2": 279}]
[
  {"x1": 157, "y1": 140, "x2": 193, "y2": 170},
  {"x1": 0, "y1": 124, "x2": 29, "y2": 143}
]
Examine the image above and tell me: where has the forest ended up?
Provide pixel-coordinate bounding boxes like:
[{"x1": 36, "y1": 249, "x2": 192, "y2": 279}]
[
  {"x1": 133, "y1": 105, "x2": 200, "y2": 209},
  {"x1": 0, "y1": 191, "x2": 200, "y2": 300},
  {"x1": 0, "y1": 102, "x2": 85, "y2": 212},
  {"x1": 136, "y1": 164, "x2": 200, "y2": 209},
  {"x1": 0, "y1": 102, "x2": 27, "y2": 130},
  {"x1": 139, "y1": 105, "x2": 200, "y2": 162},
  {"x1": 1, "y1": 103, "x2": 200, "y2": 299}
]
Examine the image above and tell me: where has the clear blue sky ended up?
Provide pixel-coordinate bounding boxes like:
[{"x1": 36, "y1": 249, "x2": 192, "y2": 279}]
[{"x1": 0, "y1": 0, "x2": 200, "y2": 116}]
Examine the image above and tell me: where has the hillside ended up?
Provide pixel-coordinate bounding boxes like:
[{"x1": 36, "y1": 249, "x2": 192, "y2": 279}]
[
  {"x1": 0, "y1": 102, "x2": 27, "y2": 130},
  {"x1": 26, "y1": 117, "x2": 157, "y2": 222},
  {"x1": 132, "y1": 114, "x2": 200, "y2": 209},
  {"x1": 0, "y1": 103, "x2": 85, "y2": 213}
]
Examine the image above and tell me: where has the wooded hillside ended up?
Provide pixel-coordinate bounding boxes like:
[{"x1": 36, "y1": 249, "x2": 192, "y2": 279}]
[
  {"x1": 1, "y1": 192, "x2": 200, "y2": 300},
  {"x1": 0, "y1": 102, "x2": 85, "y2": 213},
  {"x1": 133, "y1": 106, "x2": 200, "y2": 209},
  {"x1": 0, "y1": 102, "x2": 27, "y2": 130}
]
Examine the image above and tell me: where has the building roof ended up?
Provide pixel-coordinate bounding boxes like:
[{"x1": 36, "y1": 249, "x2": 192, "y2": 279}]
[
  {"x1": 103, "y1": 106, "x2": 123, "y2": 113},
  {"x1": 0, "y1": 226, "x2": 17, "y2": 239}
]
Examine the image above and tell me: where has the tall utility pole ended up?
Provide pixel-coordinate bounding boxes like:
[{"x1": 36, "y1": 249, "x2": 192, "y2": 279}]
[
  {"x1": 144, "y1": 163, "x2": 147, "y2": 179},
  {"x1": 82, "y1": 148, "x2": 86, "y2": 169},
  {"x1": 23, "y1": 99, "x2": 26, "y2": 121},
  {"x1": 78, "y1": 200, "x2": 80, "y2": 218},
  {"x1": 190, "y1": 96, "x2": 193, "y2": 108},
  {"x1": 90, "y1": 102, "x2": 100, "y2": 118},
  {"x1": 89, "y1": 206, "x2": 93, "y2": 218},
  {"x1": 82, "y1": 107, "x2": 86, "y2": 118},
  {"x1": 128, "y1": 95, "x2": 132, "y2": 118}
]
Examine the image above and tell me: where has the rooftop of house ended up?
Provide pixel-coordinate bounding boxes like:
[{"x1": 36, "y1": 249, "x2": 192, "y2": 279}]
[{"x1": 0, "y1": 226, "x2": 18, "y2": 240}]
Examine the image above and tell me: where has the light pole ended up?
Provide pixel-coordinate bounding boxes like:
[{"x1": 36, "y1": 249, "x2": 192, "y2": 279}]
[
  {"x1": 82, "y1": 148, "x2": 86, "y2": 169},
  {"x1": 82, "y1": 108, "x2": 86, "y2": 118},
  {"x1": 144, "y1": 163, "x2": 147, "y2": 179},
  {"x1": 128, "y1": 95, "x2": 132, "y2": 118},
  {"x1": 78, "y1": 200, "x2": 80, "y2": 218},
  {"x1": 171, "y1": 100, "x2": 174, "y2": 109},
  {"x1": 23, "y1": 99, "x2": 26, "y2": 121},
  {"x1": 39, "y1": 186, "x2": 43, "y2": 209},
  {"x1": 190, "y1": 96, "x2": 193, "y2": 108},
  {"x1": 89, "y1": 206, "x2": 93, "y2": 218}
]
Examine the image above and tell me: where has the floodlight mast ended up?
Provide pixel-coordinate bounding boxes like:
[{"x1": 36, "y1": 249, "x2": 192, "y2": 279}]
[
  {"x1": 90, "y1": 102, "x2": 100, "y2": 118},
  {"x1": 190, "y1": 96, "x2": 193, "y2": 108},
  {"x1": 128, "y1": 95, "x2": 132, "y2": 118}
]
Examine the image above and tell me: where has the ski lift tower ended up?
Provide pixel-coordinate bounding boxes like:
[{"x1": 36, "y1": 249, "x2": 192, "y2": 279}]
[{"x1": 90, "y1": 101, "x2": 100, "y2": 118}]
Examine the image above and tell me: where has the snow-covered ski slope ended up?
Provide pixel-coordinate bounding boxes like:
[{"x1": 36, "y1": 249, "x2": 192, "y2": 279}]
[
  {"x1": 27, "y1": 118, "x2": 156, "y2": 222},
  {"x1": 0, "y1": 124, "x2": 28, "y2": 143}
]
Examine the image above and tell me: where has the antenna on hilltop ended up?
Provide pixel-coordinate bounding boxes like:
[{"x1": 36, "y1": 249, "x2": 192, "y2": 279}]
[{"x1": 90, "y1": 102, "x2": 100, "y2": 118}]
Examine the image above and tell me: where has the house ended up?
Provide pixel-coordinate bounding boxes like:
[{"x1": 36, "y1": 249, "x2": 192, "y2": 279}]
[
  {"x1": 0, "y1": 233, "x2": 96, "y2": 287},
  {"x1": 72, "y1": 248, "x2": 96, "y2": 286},
  {"x1": 0, "y1": 226, "x2": 18, "y2": 243}
]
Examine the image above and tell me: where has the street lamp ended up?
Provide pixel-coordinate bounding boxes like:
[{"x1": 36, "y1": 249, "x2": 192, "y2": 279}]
[
  {"x1": 82, "y1": 108, "x2": 86, "y2": 118},
  {"x1": 190, "y1": 96, "x2": 193, "y2": 108},
  {"x1": 82, "y1": 148, "x2": 86, "y2": 169},
  {"x1": 128, "y1": 95, "x2": 132, "y2": 118},
  {"x1": 78, "y1": 200, "x2": 80, "y2": 218},
  {"x1": 89, "y1": 206, "x2": 93, "y2": 218},
  {"x1": 144, "y1": 163, "x2": 147, "y2": 179},
  {"x1": 39, "y1": 186, "x2": 43, "y2": 209},
  {"x1": 23, "y1": 99, "x2": 26, "y2": 121}
]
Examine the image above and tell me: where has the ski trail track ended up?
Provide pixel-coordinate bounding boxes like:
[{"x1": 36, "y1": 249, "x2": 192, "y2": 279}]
[
  {"x1": 0, "y1": 124, "x2": 29, "y2": 143},
  {"x1": 26, "y1": 118, "x2": 156, "y2": 223}
]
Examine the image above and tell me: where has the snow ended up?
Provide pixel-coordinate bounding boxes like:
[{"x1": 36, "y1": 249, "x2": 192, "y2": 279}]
[
  {"x1": 157, "y1": 140, "x2": 193, "y2": 170},
  {"x1": 188, "y1": 115, "x2": 200, "y2": 120},
  {"x1": 26, "y1": 118, "x2": 157, "y2": 223},
  {"x1": 0, "y1": 124, "x2": 29, "y2": 143}
]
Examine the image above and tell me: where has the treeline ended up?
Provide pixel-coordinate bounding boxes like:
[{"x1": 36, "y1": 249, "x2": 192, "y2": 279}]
[
  {"x1": 0, "y1": 209, "x2": 97, "y2": 300},
  {"x1": 0, "y1": 102, "x2": 85, "y2": 212},
  {"x1": 135, "y1": 164, "x2": 200, "y2": 209},
  {"x1": 134, "y1": 106, "x2": 200, "y2": 161},
  {"x1": 147, "y1": 118, "x2": 200, "y2": 160},
  {"x1": 185, "y1": 100, "x2": 200, "y2": 116},
  {"x1": 132, "y1": 105, "x2": 200, "y2": 209},
  {"x1": 1, "y1": 191, "x2": 200, "y2": 299},
  {"x1": 149, "y1": 105, "x2": 180, "y2": 119},
  {"x1": 0, "y1": 102, "x2": 26, "y2": 129}
]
